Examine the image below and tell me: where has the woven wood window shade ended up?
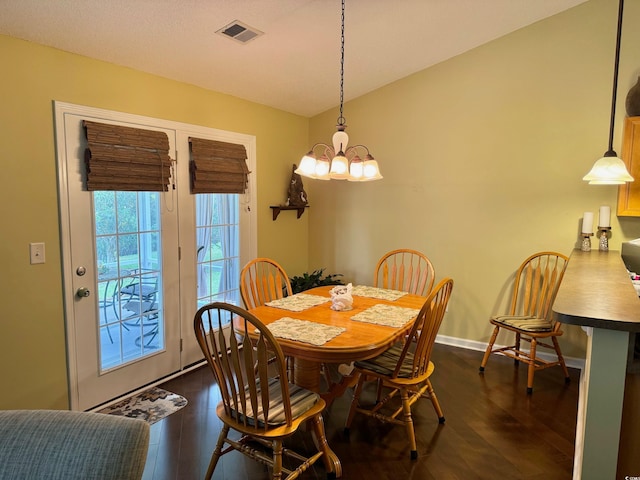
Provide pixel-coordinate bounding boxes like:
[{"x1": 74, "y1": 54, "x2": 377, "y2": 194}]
[
  {"x1": 189, "y1": 137, "x2": 249, "y2": 194},
  {"x1": 83, "y1": 120, "x2": 172, "y2": 191}
]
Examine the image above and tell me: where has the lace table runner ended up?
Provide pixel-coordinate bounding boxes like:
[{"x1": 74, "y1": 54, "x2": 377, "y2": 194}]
[
  {"x1": 351, "y1": 304, "x2": 420, "y2": 328},
  {"x1": 265, "y1": 318, "x2": 346, "y2": 346},
  {"x1": 265, "y1": 293, "x2": 329, "y2": 312},
  {"x1": 351, "y1": 285, "x2": 408, "y2": 301}
]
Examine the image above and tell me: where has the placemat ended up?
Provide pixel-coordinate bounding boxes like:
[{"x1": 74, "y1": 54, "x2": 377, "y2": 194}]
[
  {"x1": 351, "y1": 304, "x2": 420, "y2": 328},
  {"x1": 351, "y1": 285, "x2": 407, "y2": 301},
  {"x1": 265, "y1": 293, "x2": 329, "y2": 312},
  {"x1": 265, "y1": 317, "x2": 346, "y2": 346}
]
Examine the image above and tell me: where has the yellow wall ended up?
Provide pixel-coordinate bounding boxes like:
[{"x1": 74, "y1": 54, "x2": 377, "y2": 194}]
[
  {"x1": 307, "y1": 0, "x2": 640, "y2": 359},
  {"x1": 0, "y1": 35, "x2": 310, "y2": 409}
]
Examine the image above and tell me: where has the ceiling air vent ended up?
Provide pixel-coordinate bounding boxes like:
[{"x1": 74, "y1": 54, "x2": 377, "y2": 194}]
[{"x1": 216, "y1": 21, "x2": 263, "y2": 44}]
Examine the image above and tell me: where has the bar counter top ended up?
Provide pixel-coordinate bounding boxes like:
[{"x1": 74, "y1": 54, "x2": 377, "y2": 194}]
[{"x1": 552, "y1": 249, "x2": 640, "y2": 331}]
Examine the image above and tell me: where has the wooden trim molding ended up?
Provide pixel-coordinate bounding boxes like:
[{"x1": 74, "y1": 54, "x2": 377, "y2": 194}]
[{"x1": 617, "y1": 116, "x2": 640, "y2": 216}]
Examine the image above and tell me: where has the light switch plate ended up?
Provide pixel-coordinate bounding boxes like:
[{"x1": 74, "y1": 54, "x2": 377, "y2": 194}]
[{"x1": 30, "y1": 242, "x2": 45, "y2": 264}]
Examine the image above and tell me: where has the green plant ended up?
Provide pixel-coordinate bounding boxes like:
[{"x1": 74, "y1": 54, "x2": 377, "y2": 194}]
[{"x1": 289, "y1": 268, "x2": 344, "y2": 294}]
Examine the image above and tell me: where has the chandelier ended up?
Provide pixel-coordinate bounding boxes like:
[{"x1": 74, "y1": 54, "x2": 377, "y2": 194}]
[
  {"x1": 295, "y1": 0, "x2": 382, "y2": 182},
  {"x1": 583, "y1": 0, "x2": 633, "y2": 184}
]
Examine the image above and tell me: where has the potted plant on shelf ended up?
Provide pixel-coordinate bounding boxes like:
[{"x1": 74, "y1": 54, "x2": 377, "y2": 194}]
[{"x1": 289, "y1": 269, "x2": 344, "y2": 294}]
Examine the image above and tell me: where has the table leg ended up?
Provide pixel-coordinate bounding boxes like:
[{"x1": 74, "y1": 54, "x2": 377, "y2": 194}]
[
  {"x1": 294, "y1": 359, "x2": 359, "y2": 406},
  {"x1": 293, "y1": 358, "x2": 321, "y2": 392}
]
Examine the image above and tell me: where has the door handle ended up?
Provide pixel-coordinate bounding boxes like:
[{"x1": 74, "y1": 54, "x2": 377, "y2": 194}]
[{"x1": 76, "y1": 287, "x2": 91, "y2": 298}]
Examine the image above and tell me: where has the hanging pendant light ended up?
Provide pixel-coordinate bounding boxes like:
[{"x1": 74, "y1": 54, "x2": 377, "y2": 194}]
[
  {"x1": 583, "y1": 0, "x2": 633, "y2": 185},
  {"x1": 295, "y1": 0, "x2": 382, "y2": 182}
]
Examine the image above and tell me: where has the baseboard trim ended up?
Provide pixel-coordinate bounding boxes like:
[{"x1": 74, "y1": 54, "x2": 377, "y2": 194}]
[{"x1": 435, "y1": 334, "x2": 585, "y2": 370}]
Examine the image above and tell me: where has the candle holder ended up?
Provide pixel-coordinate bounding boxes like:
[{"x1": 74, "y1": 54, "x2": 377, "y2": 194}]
[
  {"x1": 581, "y1": 233, "x2": 593, "y2": 252},
  {"x1": 598, "y1": 226, "x2": 611, "y2": 251}
]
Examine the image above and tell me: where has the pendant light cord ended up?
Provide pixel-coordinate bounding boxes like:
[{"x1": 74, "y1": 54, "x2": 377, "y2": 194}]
[
  {"x1": 337, "y1": 0, "x2": 346, "y2": 128},
  {"x1": 607, "y1": 0, "x2": 624, "y2": 154}
]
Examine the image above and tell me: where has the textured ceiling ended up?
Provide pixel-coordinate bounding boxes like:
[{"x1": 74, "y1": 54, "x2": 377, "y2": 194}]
[{"x1": 0, "y1": 0, "x2": 587, "y2": 117}]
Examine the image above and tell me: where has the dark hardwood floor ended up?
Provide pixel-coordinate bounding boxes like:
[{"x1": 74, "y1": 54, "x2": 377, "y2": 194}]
[{"x1": 143, "y1": 343, "x2": 579, "y2": 480}]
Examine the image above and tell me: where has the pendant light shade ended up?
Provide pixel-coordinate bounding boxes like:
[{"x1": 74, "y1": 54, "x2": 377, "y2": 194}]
[
  {"x1": 362, "y1": 155, "x2": 383, "y2": 181},
  {"x1": 583, "y1": 151, "x2": 634, "y2": 185},
  {"x1": 315, "y1": 155, "x2": 331, "y2": 179},
  {"x1": 583, "y1": 0, "x2": 633, "y2": 185},
  {"x1": 295, "y1": 0, "x2": 382, "y2": 182}
]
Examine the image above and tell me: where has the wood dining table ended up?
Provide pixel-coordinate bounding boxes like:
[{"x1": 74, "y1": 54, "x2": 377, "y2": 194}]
[
  {"x1": 246, "y1": 285, "x2": 426, "y2": 393},
  {"x1": 243, "y1": 284, "x2": 426, "y2": 477}
]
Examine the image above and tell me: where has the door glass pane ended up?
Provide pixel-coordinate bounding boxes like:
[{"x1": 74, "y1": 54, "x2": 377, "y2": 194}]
[
  {"x1": 196, "y1": 194, "x2": 241, "y2": 326},
  {"x1": 95, "y1": 191, "x2": 164, "y2": 371}
]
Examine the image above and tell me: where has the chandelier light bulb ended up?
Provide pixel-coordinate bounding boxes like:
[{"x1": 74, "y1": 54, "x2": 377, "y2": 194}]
[
  {"x1": 315, "y1": 155, "x2": 331, "y2": 179},
  {"x1": 348, "y1": 155, "x2": 364, "y2": 180},
  {"x1": 362, "y1": 155, "x2": 383, "y2": 181},
  {"x1": 329, "y1": 152, "x2": 350, "y2": 179},
  {"x1": 295, "y1": 153, "x2": 318, "y2": 177}
]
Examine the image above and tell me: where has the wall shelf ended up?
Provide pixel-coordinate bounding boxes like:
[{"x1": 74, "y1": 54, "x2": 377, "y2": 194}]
[{"x1": 270, "y1": 205, "x2": 308, "y2": 220}]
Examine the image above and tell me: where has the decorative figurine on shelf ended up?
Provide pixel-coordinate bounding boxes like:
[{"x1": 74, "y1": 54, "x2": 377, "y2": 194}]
[
  {"x1": 285, "y1": 164, "x2": 308, "y2": 207},
  {"x1": 330, "y1": 283, "x2": 353, "y2": 311}
]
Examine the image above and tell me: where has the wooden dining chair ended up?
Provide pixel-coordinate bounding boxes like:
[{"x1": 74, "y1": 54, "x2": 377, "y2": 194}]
[
  {"x1": 344, "y1": 277, "x2": 454, "y2": 460},
  {"x1": 240, "y1": 258, "x2": 293, "y2": 309},
  {"x1": 479, "y1": 251, "x2": 570, "y2": 393},
  {"x1": 374, "y1": 249, "x2": 435, "y2": 297},
  {"x1": 194, "y1": 302, "x2": 336, "y2": 480},
  {"x1": 240, "y1": 258, "x2": 297, "y2": 377}
]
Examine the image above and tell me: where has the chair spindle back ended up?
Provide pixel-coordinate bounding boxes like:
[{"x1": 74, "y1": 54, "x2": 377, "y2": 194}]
[
  {"x1": 509, "y1": 252, "x2": 569, "y2": 328},
  {"x1": 193, "y1": 302, "x2": 292, "y2": 430},
  {"x1": 393, "y1": 278, "x2": 453, "y2": 379},
  {"x1": 240, "y1": 258, "x2": 293, "y2": 310},
  {"x1": 374, "y1": 249, "x2": 435, "y2": 297}
]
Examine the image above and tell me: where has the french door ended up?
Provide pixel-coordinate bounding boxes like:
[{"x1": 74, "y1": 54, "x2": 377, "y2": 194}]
[{"x1": 55, "y1": 102, "x2": 256, "y2": 410}]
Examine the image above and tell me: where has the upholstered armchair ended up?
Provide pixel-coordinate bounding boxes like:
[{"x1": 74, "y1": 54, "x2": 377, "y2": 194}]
[{"x1": 0, "y1": 410, "x2": 149, "y2": 479}]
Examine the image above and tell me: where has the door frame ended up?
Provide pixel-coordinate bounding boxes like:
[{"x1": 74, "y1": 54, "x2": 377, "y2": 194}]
[{"x1": 54, "y1": 101, "x2": 257, "y2": 410}]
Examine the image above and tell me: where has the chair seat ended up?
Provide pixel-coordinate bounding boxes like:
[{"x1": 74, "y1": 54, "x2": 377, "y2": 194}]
[
  {"x1": 492, "y1": 315, "x2": 553, "y2": 332},
  {"x1": 230, "y1": 378, "x2": 320, "y2": 427},
  {"x1": 121, "y1": 284, "x2": 156, "y2": 298},
  {"x1": 355, "y1": 344, "x2": 417, "y2": 378}
]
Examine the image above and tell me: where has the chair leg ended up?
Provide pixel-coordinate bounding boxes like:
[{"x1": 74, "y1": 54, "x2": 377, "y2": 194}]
[
  {"x1": 425, "y1": 379, "x2": 445, "y2": 423},
  {"x1": 272, "y1": 439, "x2": 283, "y2": 480},
  {"x1": 310, "y1": 413, "x2": 342, "y2": 478},
  {"x1": 400, "y1": 388, "x2": 418, "y2": 459},
  {"x1": 375, "y1": 378, "x2": 384, "y2": 403},
  {"x1": 514, "y1": 332, "x2": 521, "y2": 365},
  {"x1": 480, "y1": 325, "x2": 500, "y2": 371},
  {"x1": 552, "y1": 336, "x2": 571, "y2": 383},
  {"x1": 205, "y1": 424, "x2": 229, "y2": 480},
  {"x1": 344, "y1": 373, "x2": 364, "y2": 432},
  {"x1": 526, "y1": 339, "x2": 537, "y2": 394}
]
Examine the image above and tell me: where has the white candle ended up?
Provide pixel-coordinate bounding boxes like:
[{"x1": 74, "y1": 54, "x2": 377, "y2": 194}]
[
  {"x1": 582, "y1": 212, "x2": 594, "y2": 233},
  {"x1": 599, "y1": 206, "x2": 611, "y2": 228}
]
